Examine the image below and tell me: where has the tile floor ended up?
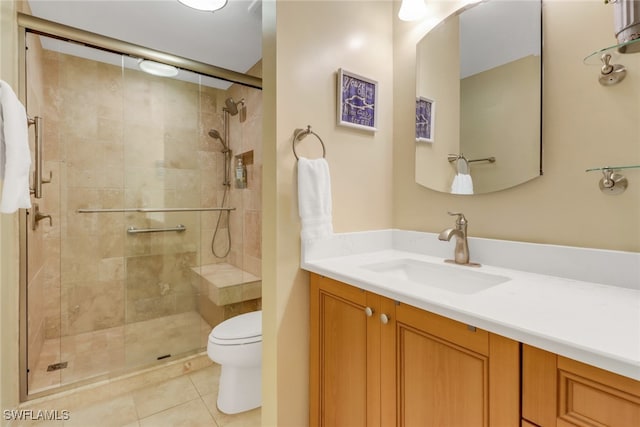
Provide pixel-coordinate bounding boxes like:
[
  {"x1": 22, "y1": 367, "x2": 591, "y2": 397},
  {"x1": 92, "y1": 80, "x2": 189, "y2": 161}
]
[{"x1": 16, "y1": 364, "x2": 261, "y2": 427}]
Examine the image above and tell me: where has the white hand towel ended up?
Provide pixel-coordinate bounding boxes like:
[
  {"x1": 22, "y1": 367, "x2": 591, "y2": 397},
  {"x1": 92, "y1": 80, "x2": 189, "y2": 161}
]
[
  {"x1": 0, "y1": 80, "x2": 32, "y2": 213},
  {"x1": 451, "y1": 173, "x2": 474, "y2": 195},
  {"x1": 297, "y1": 157, "x2": 333, "y2": 241}
]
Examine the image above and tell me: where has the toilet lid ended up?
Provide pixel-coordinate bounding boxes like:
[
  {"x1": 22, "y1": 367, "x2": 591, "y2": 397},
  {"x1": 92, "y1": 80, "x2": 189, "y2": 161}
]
[{"x1": 209, "y1": 310, "x2": 262, "y2": 345}]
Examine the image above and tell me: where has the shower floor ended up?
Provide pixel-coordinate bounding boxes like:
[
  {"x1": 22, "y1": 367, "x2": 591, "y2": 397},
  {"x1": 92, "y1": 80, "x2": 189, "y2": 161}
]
[{"x1": 28, "y1": 311, "x2": 211, "y2": 394}]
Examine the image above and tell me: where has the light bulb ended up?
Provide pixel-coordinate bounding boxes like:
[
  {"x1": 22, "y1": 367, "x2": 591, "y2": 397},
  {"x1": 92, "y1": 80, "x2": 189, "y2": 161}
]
[{"x1": 398, "y1": 0, "x2": 427, "y2": 22}]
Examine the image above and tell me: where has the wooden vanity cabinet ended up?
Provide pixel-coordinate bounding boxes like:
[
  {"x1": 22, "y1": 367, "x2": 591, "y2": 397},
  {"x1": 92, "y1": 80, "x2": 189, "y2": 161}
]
[
  {"x1": 309, "y1": 273, "x2": 520, "y2": 427},
  {"x1": 309, "y1": 273, "x2": 396, "y2": 427},
  {"x1": 522, "y1": 344, "x2": 640, "y2": 427}
]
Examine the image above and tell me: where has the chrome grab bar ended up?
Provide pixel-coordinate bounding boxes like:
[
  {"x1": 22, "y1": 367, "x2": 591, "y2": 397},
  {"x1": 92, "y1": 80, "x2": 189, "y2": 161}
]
[
  {"x1": 127, "y1": 224, "x2": 186, "y2": 234},
  {"x1": 27, "y1": 116, "x2": 51, "y2": 199},
  {"x1": 77, "y1": 207, "x2": 236, "y2": 214}
]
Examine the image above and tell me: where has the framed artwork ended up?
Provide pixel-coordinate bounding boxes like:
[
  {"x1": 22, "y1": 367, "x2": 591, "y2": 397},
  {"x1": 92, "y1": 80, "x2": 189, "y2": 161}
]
[
  {"x1": 337, "y1": 68, "x2": 378, "y2": 131},
  {"x1": 416, "y1": 96, "x2": 435, "y2": 143}
]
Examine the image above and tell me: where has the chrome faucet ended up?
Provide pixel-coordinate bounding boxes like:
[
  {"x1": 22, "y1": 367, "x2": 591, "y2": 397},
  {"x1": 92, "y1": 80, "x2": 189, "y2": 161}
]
[{"x1": 438, "y1": 212, "x2": 470, "y2": 265}]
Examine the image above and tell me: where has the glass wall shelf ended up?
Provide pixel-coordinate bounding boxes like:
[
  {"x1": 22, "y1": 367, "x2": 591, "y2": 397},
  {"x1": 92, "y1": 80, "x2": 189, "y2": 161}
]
[
  {"x1": 585, "y1": 165, "x2": 640, "y2": 172},
  {"x1": 584, "y1": 38, "x2": 640, "y2": 65}
]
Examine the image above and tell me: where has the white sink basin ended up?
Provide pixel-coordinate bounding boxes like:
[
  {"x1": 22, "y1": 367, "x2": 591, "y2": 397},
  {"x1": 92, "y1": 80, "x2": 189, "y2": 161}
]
[{"x1": 361, "y1": 258, "x2": 510, "y2": 294}]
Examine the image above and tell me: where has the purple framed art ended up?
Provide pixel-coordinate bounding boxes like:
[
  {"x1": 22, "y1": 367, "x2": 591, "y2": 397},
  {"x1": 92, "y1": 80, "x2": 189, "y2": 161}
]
[
  {"x1": 337, "y1": 69, "x2": 378, "y2": 132},
  {"x1": 416, "y1": 96, "x2": 435, "y2": 143}
]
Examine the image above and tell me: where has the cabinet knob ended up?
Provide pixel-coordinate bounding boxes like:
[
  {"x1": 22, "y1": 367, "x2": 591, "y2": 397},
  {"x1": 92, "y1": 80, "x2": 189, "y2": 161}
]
[
  {"x1": 364, "y1": 307, "x2": 374, "y2": 317},
  {"x1": 380, "y1": 313, "x2": 390, "y2": 324}
]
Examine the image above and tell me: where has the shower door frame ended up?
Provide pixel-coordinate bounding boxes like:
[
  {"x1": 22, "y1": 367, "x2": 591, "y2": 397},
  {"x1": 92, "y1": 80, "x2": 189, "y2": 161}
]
[{"x1": 17, "y1": 12, "x2": 262, "y2": 402}]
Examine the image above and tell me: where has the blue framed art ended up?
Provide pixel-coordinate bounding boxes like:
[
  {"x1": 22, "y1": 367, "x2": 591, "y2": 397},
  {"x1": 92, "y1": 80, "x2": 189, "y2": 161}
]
[
  {"x1": 416, "y1": 96, "x2": 435, "y2": 143},
  {"x1": 337, "y1": 69, "x2": 378, "y2": 132}
]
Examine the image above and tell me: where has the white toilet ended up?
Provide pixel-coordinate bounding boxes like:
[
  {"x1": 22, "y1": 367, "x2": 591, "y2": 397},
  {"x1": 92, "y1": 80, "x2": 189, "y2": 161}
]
[{"x1": 207, "y1": 310, "x2": 262, "y2": 414}]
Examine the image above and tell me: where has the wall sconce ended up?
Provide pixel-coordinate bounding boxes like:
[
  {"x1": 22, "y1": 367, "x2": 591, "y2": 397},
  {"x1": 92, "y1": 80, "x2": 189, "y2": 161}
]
[{"x1": 398, "y1": 0, "x2": 427, "y2": 22}]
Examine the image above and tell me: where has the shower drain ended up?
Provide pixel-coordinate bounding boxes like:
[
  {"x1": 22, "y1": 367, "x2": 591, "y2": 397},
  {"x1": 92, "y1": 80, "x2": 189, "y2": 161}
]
[{"x1": 46, "y1": 362, "x2": 68, "y2": 372}]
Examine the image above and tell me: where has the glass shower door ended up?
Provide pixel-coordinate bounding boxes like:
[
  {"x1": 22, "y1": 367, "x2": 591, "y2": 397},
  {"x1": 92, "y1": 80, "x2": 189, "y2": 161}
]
[
  {"x1": 120, "y1": 65, "x2": 205, "y2": 368},
  {"x1": 23, "y1": 32, "x2": 209, "y2": 395}
]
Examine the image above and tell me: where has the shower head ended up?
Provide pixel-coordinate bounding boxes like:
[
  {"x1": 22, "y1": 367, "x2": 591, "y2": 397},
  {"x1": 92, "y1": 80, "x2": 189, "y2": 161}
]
[
  {"x1": 223, "y1": 97, "x2": 247, "y2": 122},
  {"x1": 224, "y1": 98, "x2": 239, "y2": 115},
  {"x1": 208, "y1": 128, "x2": 222, "y2": 140},
  {"x1": 208, "y1": 129, "x2": 229, "y2": 152}
]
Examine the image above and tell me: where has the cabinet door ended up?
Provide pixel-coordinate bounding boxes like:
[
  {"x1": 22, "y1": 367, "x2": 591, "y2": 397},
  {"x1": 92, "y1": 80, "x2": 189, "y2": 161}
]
[
  {"x1": 395, "y1": 304, "x2": 519, "y2": 427},
  {"x1": 522, "y1": 345, "x2": 557, "y2": 427},
  {"x1": 310, "y1": 274, "x2": 368, "y2": 426},
  {"x1": 396, "y1": 304, "x2": 489, "y2": 427}
]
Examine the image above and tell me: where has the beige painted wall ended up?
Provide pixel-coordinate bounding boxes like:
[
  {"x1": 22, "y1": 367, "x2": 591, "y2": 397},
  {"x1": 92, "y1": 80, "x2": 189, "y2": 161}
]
[
  {"x1": 0, "y1": 0, "x2": 21, "y2": 420},
  {"x1": 263, "y1": 1, "x2": 394, "y2": 425},
  {"x1": 394, "y1": 0, "x2": 640, "y2": 252},
  {"x1": 460, "y1": 55, "x2": 541, "y2": 193}
]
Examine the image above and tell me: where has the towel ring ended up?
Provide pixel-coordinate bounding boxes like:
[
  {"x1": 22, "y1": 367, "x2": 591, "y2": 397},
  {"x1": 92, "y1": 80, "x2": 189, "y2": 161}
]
[{"x1": 292, "y1": 125, "x2": 326, "y2": 160}]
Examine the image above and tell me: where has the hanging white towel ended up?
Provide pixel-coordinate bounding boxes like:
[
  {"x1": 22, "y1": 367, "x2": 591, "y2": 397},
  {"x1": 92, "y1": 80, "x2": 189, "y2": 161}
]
[
  {"x1": 451, "y1": 173, "x2": 474, "y2": 195},
  {"x1": 0, "y1": 80, "x2": 31, "y2": 213},
  {"x1": 297, "y1": 157, "x2": 333, "y2": 241}
]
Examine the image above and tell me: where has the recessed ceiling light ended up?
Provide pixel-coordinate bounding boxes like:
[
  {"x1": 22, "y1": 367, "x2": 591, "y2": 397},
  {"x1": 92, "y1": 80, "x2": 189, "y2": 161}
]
[
  {"x1": 138, "y1": 59, "x2": 179, "y2": 77},
  {"x1": 178, "y1": 0, "x2": 228, "y2": 12}
]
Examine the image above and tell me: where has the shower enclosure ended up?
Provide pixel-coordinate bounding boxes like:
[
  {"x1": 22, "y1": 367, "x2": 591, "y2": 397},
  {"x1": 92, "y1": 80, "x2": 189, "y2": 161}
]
[{"x1": 19, "y1": 17, "x2": 262, "y2": 399}]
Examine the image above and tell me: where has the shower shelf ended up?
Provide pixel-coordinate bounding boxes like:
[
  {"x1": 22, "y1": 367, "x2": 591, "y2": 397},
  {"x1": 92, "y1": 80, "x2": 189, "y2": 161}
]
[{"x1": 77, "y1": 207, "x2": 236, "y2": 213}]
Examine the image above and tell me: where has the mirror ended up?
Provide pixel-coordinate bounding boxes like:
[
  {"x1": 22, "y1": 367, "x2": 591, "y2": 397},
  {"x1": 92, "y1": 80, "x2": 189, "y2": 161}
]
[{"x1": 415, "y1": 0, "x2": 542, "y2": 195}]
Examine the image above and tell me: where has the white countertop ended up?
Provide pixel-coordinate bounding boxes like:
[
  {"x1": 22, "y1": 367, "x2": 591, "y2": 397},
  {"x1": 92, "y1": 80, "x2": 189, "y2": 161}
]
[{"x1": 301, "y1": 229, "x2": 640, "y2": 381}]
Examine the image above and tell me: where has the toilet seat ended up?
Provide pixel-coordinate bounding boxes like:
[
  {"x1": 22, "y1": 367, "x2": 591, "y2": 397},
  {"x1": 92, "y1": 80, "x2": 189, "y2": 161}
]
[{"x1": 209, "y1": 311, "x2": 262, "y2": 346}]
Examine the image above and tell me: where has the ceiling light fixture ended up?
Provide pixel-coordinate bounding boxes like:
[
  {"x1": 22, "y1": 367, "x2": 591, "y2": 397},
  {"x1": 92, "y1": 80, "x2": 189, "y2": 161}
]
[
  {"x1": 138, "y1": 59, "x2": 179, "y2": 77},
  {"x1": 398, "y1": 0, "x2": 427, "y2": 22},
  {"x1": 177, "y1": 0, "x2": 228, "y2": 12}
]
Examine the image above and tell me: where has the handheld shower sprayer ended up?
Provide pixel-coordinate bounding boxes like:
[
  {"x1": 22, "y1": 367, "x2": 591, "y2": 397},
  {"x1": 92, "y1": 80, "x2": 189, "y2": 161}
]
[
  {"x1": 208, "y1": 129, "x2": 230, "y2": 153},
  {"x1": 208, "y1": 128, "x2": 231, "y2": 188}
]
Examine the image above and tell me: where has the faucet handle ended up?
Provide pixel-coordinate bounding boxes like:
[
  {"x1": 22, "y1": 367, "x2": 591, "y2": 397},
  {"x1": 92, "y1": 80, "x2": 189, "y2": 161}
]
[{"x1": 447, "y1": 211, "x2": 467, "y2": 225}]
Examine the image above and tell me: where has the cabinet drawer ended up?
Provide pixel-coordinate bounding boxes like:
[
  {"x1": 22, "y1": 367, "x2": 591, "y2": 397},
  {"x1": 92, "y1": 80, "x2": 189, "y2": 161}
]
[
  {"x1": 557, "y1": 356, "x2": 640, "y2": 427},
  {"x1": 522, "y1": 345, "x2": 640, "y2": 427}
]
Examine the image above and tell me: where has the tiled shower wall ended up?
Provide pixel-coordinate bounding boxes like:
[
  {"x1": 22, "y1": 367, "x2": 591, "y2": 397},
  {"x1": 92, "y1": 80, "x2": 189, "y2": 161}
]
[
  {"x1": 223, "y1": 61, "x2": 262, "y2": 278},
  {"x1": 29, "y1": 36, "x2": 262, "y2": 354}
]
